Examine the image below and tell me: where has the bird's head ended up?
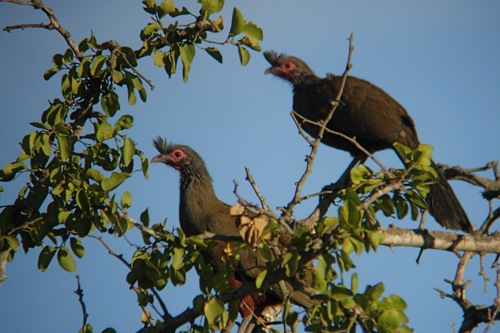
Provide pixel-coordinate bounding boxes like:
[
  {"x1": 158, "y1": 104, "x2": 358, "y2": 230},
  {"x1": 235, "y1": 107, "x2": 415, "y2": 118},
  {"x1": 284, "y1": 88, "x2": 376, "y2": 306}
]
[
  {"x1": 263, "y1": 50, "x2": 317, "y2": 86},
  {"x1": 151, "y1": 137, "x2": 202, "y2": 172}
]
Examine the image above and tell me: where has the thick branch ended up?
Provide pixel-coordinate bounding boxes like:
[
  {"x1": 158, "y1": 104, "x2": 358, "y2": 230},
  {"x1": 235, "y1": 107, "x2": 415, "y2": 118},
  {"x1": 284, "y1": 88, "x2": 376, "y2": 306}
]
[
  {"x1": 440, "y1": 161, "x2": 500, "y2": 200},
  {"x1": 380, "y1": 227, "x2": 500, "y2": 254}
]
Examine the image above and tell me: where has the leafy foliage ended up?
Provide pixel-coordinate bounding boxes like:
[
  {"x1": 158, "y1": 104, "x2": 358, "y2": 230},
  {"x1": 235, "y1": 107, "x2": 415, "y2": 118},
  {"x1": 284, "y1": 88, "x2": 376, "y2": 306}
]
[{"x1": 0, "y1": 1, "x2": 467, "y2": 333}]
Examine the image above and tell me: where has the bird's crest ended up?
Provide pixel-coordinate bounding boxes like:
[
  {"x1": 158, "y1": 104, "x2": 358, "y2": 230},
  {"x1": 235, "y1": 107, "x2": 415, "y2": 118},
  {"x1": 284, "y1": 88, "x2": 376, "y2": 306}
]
[
  {"x1": 263, "y1": 50, "x2": 287, "y2": 67},
  {"x1": 153, "y1": 136, "x2": 173, "y2": 155}
]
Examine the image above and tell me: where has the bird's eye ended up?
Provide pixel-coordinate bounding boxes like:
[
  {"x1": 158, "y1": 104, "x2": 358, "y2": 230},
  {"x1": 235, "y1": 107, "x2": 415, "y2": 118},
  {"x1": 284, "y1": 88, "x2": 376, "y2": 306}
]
[
  {"x1": 172, "y1": 150, "x2": 183, "y2": 159},
  {"x1": 283, "y1": 61, "x2": 294, "y2": 70}
]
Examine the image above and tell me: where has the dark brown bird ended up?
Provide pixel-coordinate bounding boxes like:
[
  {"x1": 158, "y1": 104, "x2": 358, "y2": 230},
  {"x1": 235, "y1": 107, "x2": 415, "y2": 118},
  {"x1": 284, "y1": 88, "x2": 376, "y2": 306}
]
[
  {"x1": 264, "y1": 51, "x2": 472, "y2": 233},
  {"x1": 151, "y1": 138, "x2": 319, "y2": 332}
]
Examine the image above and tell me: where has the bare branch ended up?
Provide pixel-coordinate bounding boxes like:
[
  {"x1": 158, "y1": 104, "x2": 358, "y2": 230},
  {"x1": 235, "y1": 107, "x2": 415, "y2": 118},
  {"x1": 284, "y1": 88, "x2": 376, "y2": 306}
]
[
  {"x1": 245, "y1": 166, "x2": 270, "y2": 210},
  {"x1": 380, "y1": 227, "x2": 500, "y2": 254},
  {"x1": 74, "y1": 275, "x2": 89, "y2": 332},
  {"x1": 2, "y1": 0, "x2": 83, "y2": 59},
  {"x1": 282, "y1": 34, "x2": 355, "y2": 225}
]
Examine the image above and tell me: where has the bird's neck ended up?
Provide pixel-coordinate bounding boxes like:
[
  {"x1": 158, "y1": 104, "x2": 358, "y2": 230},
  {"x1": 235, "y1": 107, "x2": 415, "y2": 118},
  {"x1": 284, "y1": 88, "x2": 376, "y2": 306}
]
[
  {"x1": 292, "y1": 72, "x2": 321, "y2": 88},
  {"x1": 178, "y1": 166, "x2": 219, "y2": 234},
  {"x1": 179, "y1": 165, "x2": 218, "y2": 202}
]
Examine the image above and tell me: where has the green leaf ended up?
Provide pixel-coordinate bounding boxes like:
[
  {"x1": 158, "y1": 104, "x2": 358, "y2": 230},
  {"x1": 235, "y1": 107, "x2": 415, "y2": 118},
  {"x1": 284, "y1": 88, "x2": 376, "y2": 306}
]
[
  {"x1": 56, "y1": 134, "x2": 71, "y2": 161},
  {"x1": 43, "y1": 67, "x2": 59, "y2": 81},
  {"x1": 350, "y1": 164, "x2": 371, "y2": 184},
  {"x1": 86, "y1": 169, "x2": 104, "y2": 182},
  {"x1": 140, "y1": 208, "x2": 150, "y2": 227},
  {"x1": 393, "y1": 193, "x2": 409, "y2": 220},
  {"x1": 365, "y1": 283, "x2": 385, "y2": 301},
  {"x1": 199, "y1": 0, "x2": 224, "y2": 16},
  {"x1": 229, "y1": 7, "x2": 245, "y2": 36},
  {"x1": 70, "y1": 238, "x2": 85, "y2": 258},
  {"x1": 78, "y1": 325, "x2": 94, "y2": 333},
  {"x1": 377, "y1": 309, "x2": 400, "y2": 331},
  {"x1": 140, "y1": 152, "x2": 149, "y2": 179},
  {"x1": 121, "y1": 191, "x2": 132, "y2": 209},
  {"x1": 114, "y1": 114, "x2": 134, "y2": 131},
  {"x1": 172, "y1": 247, "x2": 185, "y2": 270},
  {"x1": 57, "y1": 246, "x2": 76, "y2": 272},
  {"x1": 257, "y1": 243, "x2": 272, "y2": 262},
  {"x1": 393, "y1": 142, "x2": 412, "y2": 163},
  {"x1": 142, "y1": 0, "x2": 157, "y2": 14},
  {"x1": 283, "y1": 252, "x2": 300, "y2": 277},
  {"x1": 351, "y1": 273, "x2": 358, "y2": 294},
  {"x1": 38, "y1": 246, "x2": 57, "y2": 272},
  {"x1": 76, "y1": 190, "x2": 90, "y2": 211},
  {"x1": 112, "y1": 70, "x2": 124, "y2": 84},
  {"x1": 138, "y1": 87, "x2": 147, "y2": 102},
  {"x1": 255, "y1": 269, "x2": 267, "y2": 289},
  {"x1": 237, "y1": 45, "x2": 250, "y2": 66},
  {"x1": 122, "y1": 137, "x2": 136, "y2": 167},
  {"x1": 120, "y1": 46, "x2": 138, "y2": 67},
  {"x1": 2, "y1": 161, "x2": 26, "y2": 177},
  {"x1": 153, "y1": 50, "x2": 166, "y2": 67},
  {"x1": 127, "y1": 89, "x2": 137, "y2": 106},
  {"x1": 157, "y1": 0, "x2": 175, "y2": 18},
  {"x1": 90, "y1": 55, "x2": 107, "y2": 76},
  {"x1": 376, "y1": 194, "x2": 395, "y2": 217},
  {"x1": 179, "y1": 43, "x2": 195, "y2": 82},
  {"x1": 366, "y1": 230, "x2": 383, "y2": 250},
  {"x1": 243, "y1": 22, "x2": 263, "y2": 41},
  {"x1": 341, "y1": 298, "x2": 356, "y2": 310},
  {"x1": 101, "y1": 172, "x2": 128, "y2": 192},
  {"x1": 39, "y1": 133, "x2": 52, "y2": 156},
  {"x1": 5, "y1": 235, "x2": 19, "y2": 252},
  {"x1": 205, "y1": 297, "x2": 225, "y2": 328},
  {"x1": 205, "y1": 47, "x2": 223, "y2": 63},
  {"x1": 379, "y1": 295, "x2": 408, "y2": 311},
  {"x1": 331, "y1": 285, "x2": 353, "y2": 301},
  {"x1": 414, "y1": 144, "x2": 434, "y2": 162},
  {"x1": 101, "y1": 91, "x2": 120, "y2": 117},
  {"x1": 339, "y1": 198, "x2": 361, "y2": 227},
  {"x1": 96, "y1": 120, "x2": 115, "y2": 142},
  {"x1": 77, "y1": 57, "x2": 92, "y2": 78}
]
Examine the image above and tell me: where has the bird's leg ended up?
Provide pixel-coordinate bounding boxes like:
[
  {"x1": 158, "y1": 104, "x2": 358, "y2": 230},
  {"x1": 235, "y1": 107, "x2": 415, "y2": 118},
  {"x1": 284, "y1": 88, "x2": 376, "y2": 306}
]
[
  {"x1": 222, "y1": 319, "x2": 236, "y2": 333},
  {"x1": 238, "y1": 315, "x2": 253, "y2": 333}
]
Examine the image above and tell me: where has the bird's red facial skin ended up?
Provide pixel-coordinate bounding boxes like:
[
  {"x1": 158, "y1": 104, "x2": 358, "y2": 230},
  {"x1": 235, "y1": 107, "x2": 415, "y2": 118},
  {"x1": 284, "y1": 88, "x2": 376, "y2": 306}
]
[
  {"x1": 169, "y1": 149, "x2": 186, "y2": 170},
  {"x1": 282, "y1": 60, "x2": 296, "y2": 72},
  {"x1": 275, "y1": 61, "x2": 297, "y2": 81}
]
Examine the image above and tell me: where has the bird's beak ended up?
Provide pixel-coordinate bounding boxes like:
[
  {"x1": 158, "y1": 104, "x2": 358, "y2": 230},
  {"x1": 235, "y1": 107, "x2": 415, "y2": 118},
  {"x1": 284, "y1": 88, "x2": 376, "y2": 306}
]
[
  {"x1": 264, "y1": 67, "x2": 274, "y2": 75},
  {"x1": 151, "y1": 154, "x2": 164, "y2": 163}
]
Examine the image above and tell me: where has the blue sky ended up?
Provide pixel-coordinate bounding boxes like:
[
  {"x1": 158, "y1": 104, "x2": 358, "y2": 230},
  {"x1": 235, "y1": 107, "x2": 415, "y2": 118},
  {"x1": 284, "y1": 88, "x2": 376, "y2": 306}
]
[{"x1": 0, "y1": 1, "x2": 499, "y2": 332}]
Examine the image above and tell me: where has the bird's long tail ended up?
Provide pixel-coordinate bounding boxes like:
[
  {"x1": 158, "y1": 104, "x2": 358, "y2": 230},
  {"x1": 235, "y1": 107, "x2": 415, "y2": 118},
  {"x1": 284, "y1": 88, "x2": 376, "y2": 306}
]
[{"x1": 426, "y1": 161, "x2": 472, "y2": 233}]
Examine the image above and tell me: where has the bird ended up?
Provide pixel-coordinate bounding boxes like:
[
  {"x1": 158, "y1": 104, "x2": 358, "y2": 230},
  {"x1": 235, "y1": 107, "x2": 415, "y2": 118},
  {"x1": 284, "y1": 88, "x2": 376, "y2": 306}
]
[
  {"x1": 263, "y1": 50, "x2": 472, "y2": 233},
  {"x1": 151, "y1": 138, "x2": 320, "y2": 332}
]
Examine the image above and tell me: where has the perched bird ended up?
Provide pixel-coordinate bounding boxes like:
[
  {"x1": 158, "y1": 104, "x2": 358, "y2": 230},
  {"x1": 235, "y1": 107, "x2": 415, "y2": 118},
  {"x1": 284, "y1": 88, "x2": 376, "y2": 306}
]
[
  {"x1": 264, "y1": 51, "x2": 472, "y2": 233},
  {"x1": 151, "y1": 138, "x2": 319, "y2": 332}
]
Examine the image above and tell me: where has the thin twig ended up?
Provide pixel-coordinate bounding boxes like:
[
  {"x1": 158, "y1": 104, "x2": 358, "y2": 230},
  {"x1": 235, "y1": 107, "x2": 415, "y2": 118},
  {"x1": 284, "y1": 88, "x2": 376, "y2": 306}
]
[
  {"x1": 88, "y1": 234, "x2": 172, "y2": 321},
  {"x1": 74, "y1": 275, "x2": 89, "y2": 332},
  {"x1": 281, "y1": 34, "x2": 356, "y2": 225},
  {"x1": 245, "y1": 166, "x2": 269, "y2": 210},
  {"x1": 2, "y1": 0, "x2": 83, "y2": 59}
]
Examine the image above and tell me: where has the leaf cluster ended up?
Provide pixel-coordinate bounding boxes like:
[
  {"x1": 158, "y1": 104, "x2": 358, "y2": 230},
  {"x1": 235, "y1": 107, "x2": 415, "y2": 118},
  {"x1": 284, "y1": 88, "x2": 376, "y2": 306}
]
[{"x1": 140, "y1": 0, "x2": 263, "y2": 81}]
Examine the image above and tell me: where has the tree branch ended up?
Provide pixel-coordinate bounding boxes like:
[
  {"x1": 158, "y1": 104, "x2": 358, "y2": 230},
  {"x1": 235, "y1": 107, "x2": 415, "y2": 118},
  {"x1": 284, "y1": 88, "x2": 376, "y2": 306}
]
[
  {"x1": 282, "y1": 34, "x2": 355, "y2": 227},
  {"x1": 2, "y1": 0, "x2": 83, "y2": 59},
  {"x1": 380, "y1": 227, "x2": 500, "y2": 254},
  {"x1": 74, "y1": 275, "x2": 89, "y2": 333}
]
